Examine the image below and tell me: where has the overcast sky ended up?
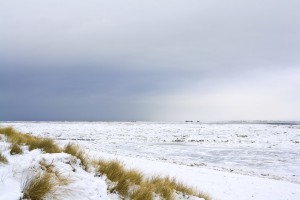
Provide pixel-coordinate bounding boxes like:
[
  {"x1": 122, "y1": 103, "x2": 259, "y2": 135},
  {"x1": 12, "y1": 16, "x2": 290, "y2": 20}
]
[{"x1": 0, "y1": 0, "x2": 299, "y2": 121}]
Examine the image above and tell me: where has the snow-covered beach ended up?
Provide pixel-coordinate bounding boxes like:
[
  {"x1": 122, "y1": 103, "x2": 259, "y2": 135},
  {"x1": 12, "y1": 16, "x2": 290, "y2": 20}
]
[
  {"x1": 1, "y1": 121, "x2": 300, "y2": 199},
  {"x1": 2, "y1": 0, "x2": 299, "y2": 199}
]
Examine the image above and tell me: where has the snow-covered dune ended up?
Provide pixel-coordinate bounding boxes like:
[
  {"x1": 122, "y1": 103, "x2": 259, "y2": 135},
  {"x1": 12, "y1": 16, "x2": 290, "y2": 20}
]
[
  {"x1": 93, "y1": 151, "x2": 300, "y2": 200},
  {"x1": 1, "y1": 121, "x2": 300, "y2": 200}
]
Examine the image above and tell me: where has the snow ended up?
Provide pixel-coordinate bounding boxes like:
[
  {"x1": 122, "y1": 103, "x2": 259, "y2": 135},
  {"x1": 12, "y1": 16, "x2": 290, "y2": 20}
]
[
  {"x1": 1, "y1": 121, "x2": 300, "y2": 200},
  {"x1": 93, "y1": 151, "x2": 300, "y2": 200},
  {"x1": 0, "y1": 140, "x2": 112, "y2": 200}
]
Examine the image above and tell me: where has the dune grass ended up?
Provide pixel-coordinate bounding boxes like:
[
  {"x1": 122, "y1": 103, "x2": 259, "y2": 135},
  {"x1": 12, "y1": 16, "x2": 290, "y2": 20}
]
[
  {"x1": 130, "y1": 187, "x2": 153, "y2": 200},
  {"x1": 10, "y1": 143, "x2": 23, "y2": 155},
  {"x1": 1, "y1": 126, "x2": 211, "y2": 200},
  {"x1": 132, "y1": 176, "x2": 211, "y2": 200},
  {"x1": 0, "y1": 152, "x2": 8, "y2": 164},
  {"x1": 28, "y1": 138, "x2": 61, "y2": 153},
  {"x1": 22, "y1": 171, "x2": 55, "y2": 200},
  {"x1": 95, "y1": 159, "x2": 210, "y2": 200},
  {"x1": 64, "y1": 143, "x2": 89, "y2": 171},
  {"x1": 0, "y1": 127, "x2": 61, "y2": 153},
  {"x1": 96, "y1": 160, "x2": 143, "y2": 196},
  {"x1": 22, "y1": 159, "x2": 70, "y2": 200}
]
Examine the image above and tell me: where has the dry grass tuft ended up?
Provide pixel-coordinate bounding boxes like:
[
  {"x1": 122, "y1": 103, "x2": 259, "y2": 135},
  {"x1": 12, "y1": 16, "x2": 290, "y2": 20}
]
[
  {"x1": 96, "y1": 160, "x2": 125, "y2": 182},
  {"x1": 10, "y1": 143, "x2": 23, "y2": 155},
  {"x1": 0, "y1": 152, "x2": 8, "y2": 164},
  {"x1": 95, "y1": 159, "x2": 211, "y2": 200},
  {"x1": 28, "y1": 138, "x2": 61, "y2": 153},
  {"x1": 64, "y1": 143, "x2": 89, "y2": 171},
  {"x1": 0, "y1": 127, "x2": 61, "y2": 154},
  {"x1": 130, "y1": 187, "x2": 153, "y2": 200},
  {"x1": 136, "y1": 176, "x2": 198, "y2": 200},
  {"x1": 22, "y1": 159, "x2": 70, "y2": 200},
  {"x1": 22, "y1": 171, "x2": 55, "y2": 200},
  {"x1": 136, "y1": 176, "x2": 173, "y2": 200},
  {"x1": 96, "y1": 160, "x2": 143, "y2": 197},
  {"x1": 197, "y1": 192, "x2": 212, "y2": 200},
  {"x1": 0, "y1": 126, "x2": 31, "y2": 144},
  {"x1": 0, "y1": 127, "x2": 15, "y2": 138}
]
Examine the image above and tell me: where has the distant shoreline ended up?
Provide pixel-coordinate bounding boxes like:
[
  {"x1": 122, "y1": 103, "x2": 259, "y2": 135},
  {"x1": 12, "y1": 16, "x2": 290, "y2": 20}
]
[{"x1": 1, "y1": 120, "x2": 300, "y2": 125}]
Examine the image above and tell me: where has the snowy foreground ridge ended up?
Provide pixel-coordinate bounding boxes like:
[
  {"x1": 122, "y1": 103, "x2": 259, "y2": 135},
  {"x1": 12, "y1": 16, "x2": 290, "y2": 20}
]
[
  {"x1": 0, "y1": 146, "x2": 111, "y2": 200},
  {"x1": 1, "y1": 121, "x2": 300, "y2": 200},
  {"x1": 1, "y1": 129, "x2": 204, "y2": 200}
]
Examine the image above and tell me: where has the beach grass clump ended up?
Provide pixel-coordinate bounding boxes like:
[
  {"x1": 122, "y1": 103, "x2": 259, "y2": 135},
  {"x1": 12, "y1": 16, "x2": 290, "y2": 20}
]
[
  {"x1": 94, "y1": 159, "x2": 209, "y2": 200},
  {"x1": 0, "y1": 127, "x2": 61, "y2": 154},
  {"x1": 130, "y1": 186, "x2": 153, "y2": 200},
  {"x1": 10, "y1": 143, "x2": 23, "y2": 155},
  {"x1": 22, "y1": 171, "x2": 56, "y2": 200},
  {"x1": 64, "y1": 143, "x2": 89, "y2": 171},
  {"x1": 95, "y1": 159, "x2": 210, "y2": 200},
  {"x1": 28, "y1": 138, "x2": 61, "y2": 153},
  {"x1": 0, "y1": 152, "x2": 8, "y2": 164},
  {"x1": 135, "y1": 176, "x2": 211, "y2": 200},
  {"x1": 22, "y1": 159, "x2": 71, "y2": 200},
  {"x1": 131, "y1": 176, "x2": 173, "y2": 200},
  {"x1": 96, "y1": 160, "x2": 143, "y2": 197},
  {"x1": 0, "y1": 127, "x2": 15, "y2": 138}
]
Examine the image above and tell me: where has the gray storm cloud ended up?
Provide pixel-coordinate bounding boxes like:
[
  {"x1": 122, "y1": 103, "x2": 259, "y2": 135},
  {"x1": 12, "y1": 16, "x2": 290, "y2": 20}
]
[{"x1": 0, "y1": 0, "x2": 299, "y2": 121}]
